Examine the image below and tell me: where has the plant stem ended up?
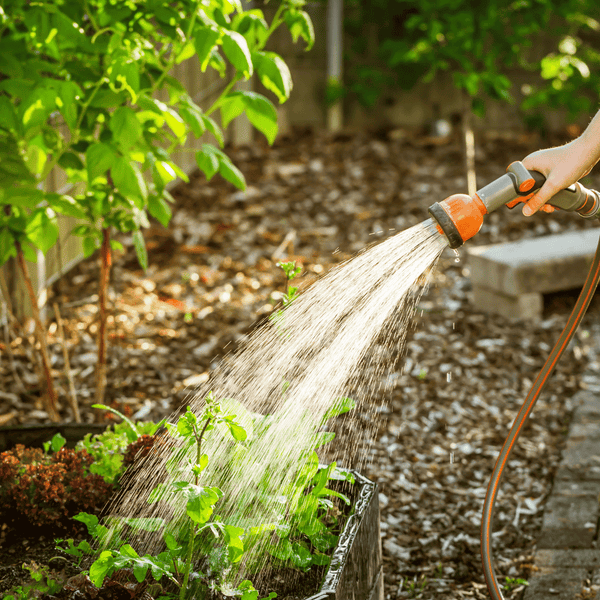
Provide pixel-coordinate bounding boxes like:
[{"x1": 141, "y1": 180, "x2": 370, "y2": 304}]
[
  {"x1": 178, "y1": 415, "x2": 212, "y2": 599},
  {"x1": 53, "y1": 302, "x2": 81, "y2": 422},
  {"x1": 180, "y1": 522, "x2": 197, "y2": 600},
  {"x1": 15, "y1": 241, "x2": 60, "y2": 421},
  {"x1": 95, "y1": 226, "x2": 111, "y2": 409},
  {"x1": 205, "y1": 74, "x2": 243, "y2": 116}
]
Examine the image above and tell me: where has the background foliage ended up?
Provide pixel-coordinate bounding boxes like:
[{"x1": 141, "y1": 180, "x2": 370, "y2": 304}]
[{"x1": 344, "y1": 0, "x2": 600, "y2": 128}]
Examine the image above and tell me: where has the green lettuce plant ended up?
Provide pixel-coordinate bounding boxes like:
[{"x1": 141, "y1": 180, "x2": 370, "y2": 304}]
[{"x1": 0, "y1": 0, "x2": 314, "y2": 410}]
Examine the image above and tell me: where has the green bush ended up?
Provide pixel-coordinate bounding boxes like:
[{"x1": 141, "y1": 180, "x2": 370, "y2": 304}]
[{"x1": 345, "y1": 0, "x2": 600, "y2": 124}]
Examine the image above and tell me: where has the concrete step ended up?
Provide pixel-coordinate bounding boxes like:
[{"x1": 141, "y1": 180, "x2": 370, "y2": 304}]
[{"x1": 466, "y1": 228, "x2": 600, "y2": 319}]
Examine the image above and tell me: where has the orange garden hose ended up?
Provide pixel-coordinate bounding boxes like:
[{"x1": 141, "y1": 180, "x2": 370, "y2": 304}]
[{"x1": 480, "y1": 232, "x2": 600, "y2": 600}]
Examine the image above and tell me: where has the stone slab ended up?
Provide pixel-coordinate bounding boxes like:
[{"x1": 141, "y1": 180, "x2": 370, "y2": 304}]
[
  {"x1": 535, "y1": 549, "x2": 600, "y2": 569},
  {"x1": 571, "y1": 390, "x2": 600, "y2": 422},
  {"x1": 552, "y1": 479, "x2": 600, "y2": 497},
  {"x1": 538, "y1": 493, "x2": 598, "y2": 548},
  {"x1": 467, "y1": 229, "x2": 600, "y2": 296},
  {"x1": 523, "y1": 567, "x2": 588, "y2": 600},
  {"x1": 472, "y1": 285, "x2": 543, "y2": 320},
  {"x1": 560, "y1": 436, "x2": 600, "y2": 469}
]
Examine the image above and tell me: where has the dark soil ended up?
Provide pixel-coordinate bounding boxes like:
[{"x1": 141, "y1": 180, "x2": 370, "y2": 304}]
[{"x1": 2, "y1": 125, "x2": 600, "y2": 598}]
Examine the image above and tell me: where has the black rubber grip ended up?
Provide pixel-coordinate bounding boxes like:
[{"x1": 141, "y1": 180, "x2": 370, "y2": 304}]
[
  {"x1": 428, "y1": 202, "x2": 463, "y2": 249},
  {"x1": 529, "y1": 169, "x2": 546, "y2": 191}
]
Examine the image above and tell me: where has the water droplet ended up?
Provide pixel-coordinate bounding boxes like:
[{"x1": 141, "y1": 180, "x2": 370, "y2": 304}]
[
  {"x1": 453, "y1": 249, "x2": 460, "y2": 263},
  {"x1": 450, "y1": 452, "x2": 454, "y2": 464},
  {"x1": 446, "y1": 372, "x2": 452, "y2": 383}
]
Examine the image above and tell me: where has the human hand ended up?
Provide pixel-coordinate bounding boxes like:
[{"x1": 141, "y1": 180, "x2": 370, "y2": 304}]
[{"x1": 521, "y1": 139, "x2": 598, "y2": 216}]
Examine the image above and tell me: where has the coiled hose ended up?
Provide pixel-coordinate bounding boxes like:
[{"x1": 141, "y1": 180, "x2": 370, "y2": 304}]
[{"x1": 481, "y1": 232, "x2": 600, "y2": 600}]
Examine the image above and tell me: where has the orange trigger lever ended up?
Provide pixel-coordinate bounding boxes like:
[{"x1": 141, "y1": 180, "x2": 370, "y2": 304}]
[{"x1": 505, "y1": 192, "x2": 535, "y2": 209}]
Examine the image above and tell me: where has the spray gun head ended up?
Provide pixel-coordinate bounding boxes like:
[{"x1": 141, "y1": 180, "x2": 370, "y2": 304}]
[
  {"x1": 428, "y1": 161, "x2": 600, "y2": 249},
  {"x1": 428, "y1": 193, "x2": 487, "y2": 249}
]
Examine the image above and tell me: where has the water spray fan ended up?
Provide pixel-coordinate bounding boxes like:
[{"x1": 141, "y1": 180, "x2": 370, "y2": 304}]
[{"x1": 428, "y1": 162, "x2": 600, "y2": 600}]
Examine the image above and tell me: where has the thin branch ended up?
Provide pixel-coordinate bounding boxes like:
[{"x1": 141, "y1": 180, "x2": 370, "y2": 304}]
[
  {"x1": 15, "y1": 241, "x2": 60, "y2": 421},
  {"x1": 53, "y1": 302, "x2": 80, "y2": 423}
]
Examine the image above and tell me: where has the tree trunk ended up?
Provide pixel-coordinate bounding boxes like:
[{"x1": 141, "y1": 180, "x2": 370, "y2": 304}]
[
  {"x1": 462, "y1": 93, "x2": 477, "y2": 197},
  {"x1": 15, "y1": 242, "x2": 60, "y2": 421},
  {"x1": 95, "y1": 227, "x2": 111, "y2": 409}
]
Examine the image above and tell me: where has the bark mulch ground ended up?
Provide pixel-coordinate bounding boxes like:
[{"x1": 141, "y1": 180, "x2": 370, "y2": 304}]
[{"x1": 2, "y1": 126, "x2": 600, "y2": 599}]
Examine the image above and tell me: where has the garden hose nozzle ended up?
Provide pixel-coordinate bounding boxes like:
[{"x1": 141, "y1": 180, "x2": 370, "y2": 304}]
[{"x1": 428, "y1": 161, "x2": 600, "y2": 249}]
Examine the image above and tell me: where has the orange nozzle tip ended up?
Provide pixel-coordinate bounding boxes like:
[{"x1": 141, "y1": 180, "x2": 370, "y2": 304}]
[{"x1": 438, "y1": 193, "x2": 487, "y2": 244}]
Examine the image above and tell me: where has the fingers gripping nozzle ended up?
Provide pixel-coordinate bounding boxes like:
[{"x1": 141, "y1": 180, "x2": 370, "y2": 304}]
[{"x1": 429, "y1": 161, "x2": 600, "y2": 248}]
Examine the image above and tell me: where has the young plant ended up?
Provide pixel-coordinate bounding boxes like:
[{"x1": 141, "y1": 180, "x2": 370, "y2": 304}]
[
  {"x1": 269, "y1": 260, "x2": 302, "y2": 329},
  {"x1": 4, "y1": 564, "x2": 62, "y2": 600},
  {"x1": 78, "y1": 397, "x2": 259, "y2": 599},
  {"x1": 0, "y1": 0, "x2": 314, "y2": 407},
  {"x1": 68, "y1": 386, "x2": 356, "y2": 598}
]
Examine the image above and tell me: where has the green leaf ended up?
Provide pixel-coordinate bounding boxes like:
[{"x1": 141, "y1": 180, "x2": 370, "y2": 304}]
[
  {"x1": 270, "y1": 538, "x2": 292, "y2": 561},
  {"x1": 112, "y1": 157, "x2": 147, "y2": 206},
  {"x1": 108, "y1": 61, "x2": 140, "y2": 102},
  {"x1": 208, "y1": 47, "x2": 227, "y2": 77},
  {"x1": 290, "y1": 542, "x2": 313, "y2": 570},
  {"x1": 51, "y1": 432, "x2": 66, "y2": 452},
  {"x1": 0, "y1": 187, "x2": 45, "y2": 209},
  {"x1": 322, "y1": 397, "x2": 356, "y2": 422},
  {"x1": 253, "y1": 51, "x2": 293, "y2": 103},
  {"x1": 285, "y1": 10, "x2": 315, "y2": 51},
  {"x1": 227, "y1": 421, "x2": 247, "y2": 442},
  {"x1": 47, "y1": 194, "x2": 86, "y2": 220},
  {"x1": 224, "y1": 91, "x2": 278, "y2": 144},
  {"x1": 89, "y1": 550, "x2": 115, "y2": 588},
  {"x1": 194, "y1": 26, "x2": 221, "y2": 70},
  {"x1": 180, "y1": 104, "x2": 206, "y2": 138},
  {"x1": 122, "y1": 518, "x2": 165, "y2": 532},
  {"x1": 0, "y1": 228, "x2": 16, "y2": 266},
  {"x1": 133, "y1": 229, "x2": 148, "y2": 271},
  {"x1": 25, "y1": 209, "x2": 58, "y2": 254},
  {"x1": 86, "y1": 143, "x2": 115, "y2": 183},
  {"x1": 133, "y1": 563, "x2": 149, "y2": 583},
  {"x1": 58, "y1": 152, "x2": 85, "y2": 171},
  {"x1": 109, "y1": 106, "x2": 142, "y2": 148},
  {"x1": 57, "y1": 80, "x2": 81, "y2": 130},
  {"x1": 148, "y1": 194, "x2": 172, "y2": 227},
  {"x1": 202, "y1": 114, "x2": 224, "y2": 147},
  {"x1": 219, "y1": 94, "x2": 246, "y2": 129},
  {"x1": 224, "y1": 524, "x2": 245, "y2": 563},
  {"x1": 185, "y1": 486, "x2": 221, "y2": 524},
  {"x1": 176, "y1": 40, "x2": 197, "y2": 64},
  {"x1": 164, "y1": 108, "x2": 187, "y2": 143},
  {"x1": 83, "y1": 236, "x2": 98, "y2": 258},
  {"x1": 20, "y1": 240, "x2": 38, "y2": 262},
  {"x1": 0, "y1": 97, "x2": 19, "y2": 133},
  {"x1": 118, "y1": 544, "x2": 139, "y2": 559},
  {"x1": 196, "y1": 145, "x2": 220, "y2": 181},
  {"x1": 89, "y1": 88, "x2": 126, "y2": 109},
  {"x1": 19, "y1": 88, "x2": 56, "y2": 132},
  {"x1": 221, "y1": 30, "x2": 253, "y2": 77},
  {"x1": 218, "y1": 153, "x2": 246, "y2": 190},
  {"x1": 153, "y1": 160, "x2": 178, "y2": 188}
]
